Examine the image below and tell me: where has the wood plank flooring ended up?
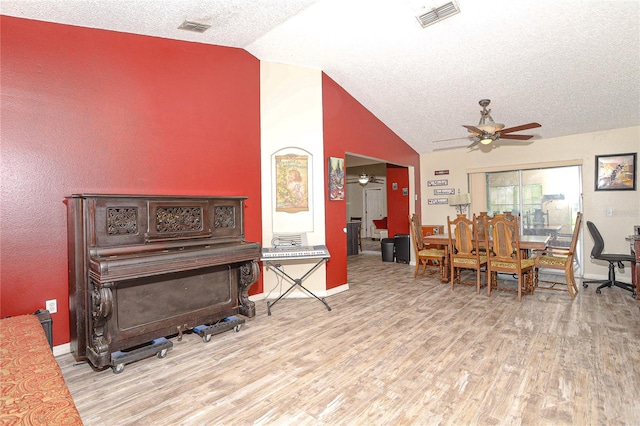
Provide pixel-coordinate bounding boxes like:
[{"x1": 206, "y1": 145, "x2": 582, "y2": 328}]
[{"x1": 57, "y1": 243, "x2": 640, "y2": 425}]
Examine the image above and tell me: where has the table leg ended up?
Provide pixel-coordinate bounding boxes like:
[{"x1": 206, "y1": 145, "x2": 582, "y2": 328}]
[{"x1": 632, "y1": 260, "x2": 639, "y2": 300}]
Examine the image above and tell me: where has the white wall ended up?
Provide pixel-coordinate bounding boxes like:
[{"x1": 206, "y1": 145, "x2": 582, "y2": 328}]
[
  {"x1": 260, "y1": 62, "x2": 327, "y2": 298},
  {"x1": 421, "y1": 126, "x2": 640, "y2": 281}
]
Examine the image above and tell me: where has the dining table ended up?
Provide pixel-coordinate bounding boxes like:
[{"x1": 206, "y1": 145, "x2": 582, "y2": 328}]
[
  {"x1": 422, "y1": 233, "x2": 550, "y2": 283},
  {"x1": 523, "y1": 224, "x2": 563, "y2": 237}
]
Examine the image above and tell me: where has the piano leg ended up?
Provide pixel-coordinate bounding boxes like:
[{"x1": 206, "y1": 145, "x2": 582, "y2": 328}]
[
  {"x1": 238, "y1": 260, "x2": 260, "y2": 317},
  {"x1": 265, "y1": 259, "x2": 332, "y2": 316}
]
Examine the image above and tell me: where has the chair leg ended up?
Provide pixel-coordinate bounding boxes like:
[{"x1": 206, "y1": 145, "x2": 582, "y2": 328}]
[
  {"x1": 482, "y1": 267, "x2": 489, "y2": 293},
  {"x1": 450, "y1": 265, "x2": 456, "y2": 290},
  {"x1": 415, "y1": 259, "x2": 431, "y2": 278},
  {"x1": 517, "y1": 274, "x2": 522, "y2": 302},
  {"x1": 565, "y1": 262, "x2": 576, "y2": 298},
  {"x1": 596, "y1": 276, "x2": 613, "y2": 293},
  {"x1": 583, "y1": 261, "x2": 636, "y2": 297},
  {"x1": 421, "y1": 260, "x2": 429, "y2": 276},
  {"x1": 487, "y1": 271, "x2": 496, "y2": 296}
]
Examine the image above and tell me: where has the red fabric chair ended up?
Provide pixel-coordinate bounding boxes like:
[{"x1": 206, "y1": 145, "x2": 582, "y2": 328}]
[{"x1": 371, "y1": 217, "x2": 388, "y2": 240}]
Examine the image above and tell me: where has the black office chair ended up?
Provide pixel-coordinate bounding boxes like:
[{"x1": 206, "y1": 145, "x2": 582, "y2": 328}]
[{"x1": 582, "y1": 221, "x2": 637, "y2": 298}]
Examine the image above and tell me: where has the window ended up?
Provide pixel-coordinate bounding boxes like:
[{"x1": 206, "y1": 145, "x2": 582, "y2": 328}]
[{"x1": 486, "y1": 165, "x2": 583, "y2": 273}]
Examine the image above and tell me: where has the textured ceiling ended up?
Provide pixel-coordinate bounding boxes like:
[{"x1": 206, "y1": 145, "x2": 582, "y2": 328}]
[{"x1": 1, "y1": 0, "x2": 639, "y2": 154}]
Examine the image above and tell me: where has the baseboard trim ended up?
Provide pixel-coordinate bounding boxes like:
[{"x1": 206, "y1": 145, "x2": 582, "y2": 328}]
[{"x1": 53, "y1": 342, "x2": 71, "y2": 357}]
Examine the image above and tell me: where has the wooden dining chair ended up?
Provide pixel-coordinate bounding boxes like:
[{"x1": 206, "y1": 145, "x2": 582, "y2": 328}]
[
  {"x1": 483, "y1": 213, "x2": 536, "y2": 301},
  {"x1": 534, "y1": 212, "x2": 582, "y2": 298},
  {"x1": 475, "y1": 212, "x2": 489, "y2": 255},
  {"x1": 409, "y1": 214, "x2": 446, "y2": 279},
  {"x1": 447, "y1": 213, "x2": 487, "y2": 293}
]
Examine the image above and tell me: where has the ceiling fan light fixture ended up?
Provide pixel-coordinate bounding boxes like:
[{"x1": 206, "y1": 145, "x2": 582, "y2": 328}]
[
  {"x1": 480, "y1": 136, "x2": 494, "y2": 145},
  {"x1": 358, "y1": 173, "x2": 370, "y2": 185}
]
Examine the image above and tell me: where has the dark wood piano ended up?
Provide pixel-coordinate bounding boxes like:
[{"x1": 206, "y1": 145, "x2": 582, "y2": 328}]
[{"x1": 67, "y1": 194, "x2": 260, "y2": 372}]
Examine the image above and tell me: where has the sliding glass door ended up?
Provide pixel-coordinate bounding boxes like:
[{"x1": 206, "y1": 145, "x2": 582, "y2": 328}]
[{"x1": 486, "y1": 165, "x2": 583, "y2": 272}]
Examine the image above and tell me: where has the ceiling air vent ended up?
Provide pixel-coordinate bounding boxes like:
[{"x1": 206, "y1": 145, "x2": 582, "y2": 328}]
[
  {"x1": 178, "y1": 20, "x2": 211, "y2": 33},
  {"x1": 416, "y1": 1, "x2": 460, "y2": 28}
]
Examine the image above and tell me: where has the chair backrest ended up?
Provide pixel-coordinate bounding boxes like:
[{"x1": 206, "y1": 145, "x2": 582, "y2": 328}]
[
  {"x1": 447, "y1": 214, "x2": 475, "y2": 255},
  {"x1": 586, "y1": 220, "x2": 605, "y2": 258},
  {"x1": 568, "y1": 212, "x2": 583, "y2": 254},
  {"x1": 409, "y1": 214, "x2": 424, "y2": 251},
  {"x1": 484, "y1": 213, "x2": 523, "y2": 262},
  {"x1": 544, "y1": 212, "x2": 582, "y2": 258},
  {"x1": 476, "y1": 212, "x2": 488, "y2": 245}
]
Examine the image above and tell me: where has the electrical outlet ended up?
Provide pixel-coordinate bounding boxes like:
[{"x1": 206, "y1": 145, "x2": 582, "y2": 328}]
[{"x1": 45, "y1": 299, "x2": 57, "y2": 314}]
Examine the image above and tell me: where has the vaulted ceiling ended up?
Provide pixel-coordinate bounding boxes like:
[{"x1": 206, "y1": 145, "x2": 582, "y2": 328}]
[{"x1": 2, "y1": 0, "x2": 638, "y2": 153}]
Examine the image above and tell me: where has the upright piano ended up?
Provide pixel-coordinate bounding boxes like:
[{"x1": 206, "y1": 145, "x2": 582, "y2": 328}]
[{"x1": 67, "y1": 194, "x2": 261, "y2": 371}]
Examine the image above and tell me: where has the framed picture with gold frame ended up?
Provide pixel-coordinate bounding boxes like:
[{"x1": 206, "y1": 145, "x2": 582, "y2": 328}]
[
  {"x1": 275, "y1": 154, "x2": 309, "y2": 212},
  {"x1": 595, "y1": 152, "x2": 636, "y2": 191}
]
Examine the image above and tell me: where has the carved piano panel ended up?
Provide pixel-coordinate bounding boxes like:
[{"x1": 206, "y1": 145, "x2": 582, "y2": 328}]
[{"x1": 67, "y1": 194, "x2": 260, "y2": 370}]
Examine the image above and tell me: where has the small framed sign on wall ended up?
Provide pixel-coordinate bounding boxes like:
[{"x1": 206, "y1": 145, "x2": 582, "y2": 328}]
[
  {"x1": 428, "y1": 198, "x2": 448, "y2": 205},
  {"x1": 434, "y1": 188, "x2": 455, "y2": 195}
]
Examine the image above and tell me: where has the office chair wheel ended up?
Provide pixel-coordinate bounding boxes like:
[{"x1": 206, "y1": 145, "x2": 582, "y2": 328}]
[
  {"x1": 583, "y1": 283, "x2": 589, "y2": 288},
  {"x1": 596, "y1": 288, "x2": 601, "y2": 294}
]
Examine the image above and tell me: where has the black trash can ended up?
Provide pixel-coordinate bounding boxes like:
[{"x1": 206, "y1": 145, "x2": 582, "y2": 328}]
[
  {"x1": 394, "y1": 234, "x2": 410, "y2": 264},
  {"x1": 381, "y1": 238, "x2": 395, "y2": 262}
]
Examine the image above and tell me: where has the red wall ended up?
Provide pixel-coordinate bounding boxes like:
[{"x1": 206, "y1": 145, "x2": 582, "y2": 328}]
[
  {"x1": 386, "y1": 165, "x2": 411, "y2": 238},
  {"x1": 0, "y1": 17, "x2": 263, "y2": 345},
  {"x1": 0, "y1": 16, "x2": 422, "y2": 345},
  {"x1": 322, "y1": 75, "x2": 421, "y2": 289}
]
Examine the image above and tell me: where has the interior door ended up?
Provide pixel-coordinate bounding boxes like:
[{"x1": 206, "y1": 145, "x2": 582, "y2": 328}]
[{"x1": 364, "y1": 188, "x2": 384, "y2": 238}]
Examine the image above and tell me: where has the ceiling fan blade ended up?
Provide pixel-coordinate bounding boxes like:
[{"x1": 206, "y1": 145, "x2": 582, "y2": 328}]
[
  {"x1": 500, "y1": 134, "x2": 534, "y2": 140},
  {"x1": 467, "y1": 139, "x2": 481, "y2": 148},
  {"x1": 433, "y1": 136, "x2": 473, "y2": 143},
  {"x1": 500, "y1": 122, "x2": 541, "y2": 134},
  {"x1": 462, "y1": 125, "x2": 482, "y2": 135}
]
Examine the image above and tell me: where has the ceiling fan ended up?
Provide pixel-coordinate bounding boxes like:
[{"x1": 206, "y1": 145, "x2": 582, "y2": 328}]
[
  {"x1": 346, "y1": 174, "x2": 385, "y2": 186},
  {"x1": 463, "y1": 99, "x2": 541, "y2": 148}
]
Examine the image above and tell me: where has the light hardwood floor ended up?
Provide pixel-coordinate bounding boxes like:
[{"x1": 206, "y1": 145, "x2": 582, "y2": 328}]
[{"x1": 58, "y1": 243, "x2": 640, "y2": 425}]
